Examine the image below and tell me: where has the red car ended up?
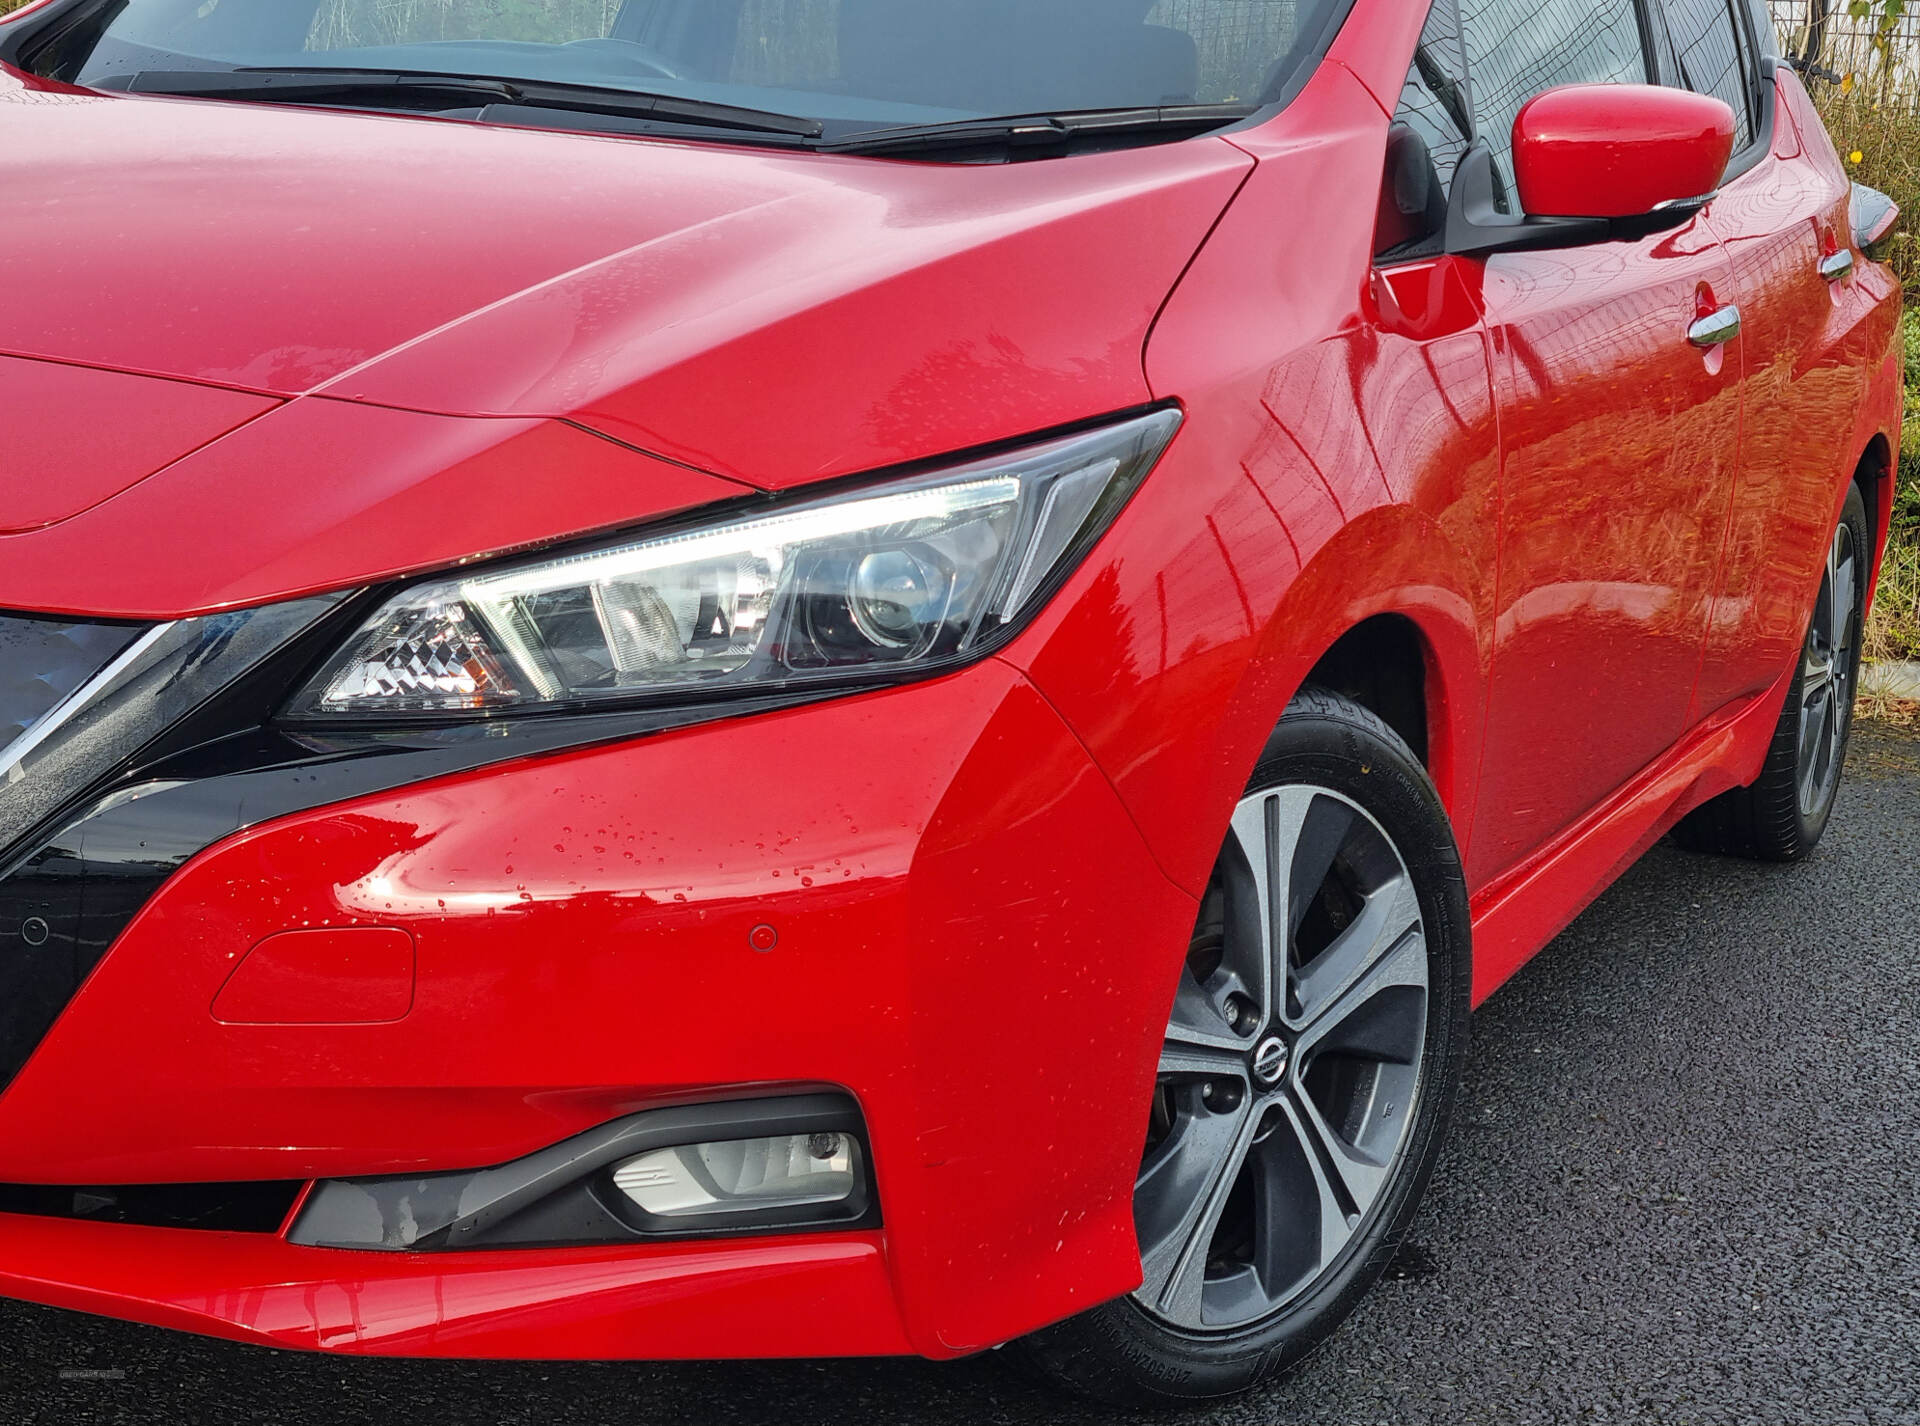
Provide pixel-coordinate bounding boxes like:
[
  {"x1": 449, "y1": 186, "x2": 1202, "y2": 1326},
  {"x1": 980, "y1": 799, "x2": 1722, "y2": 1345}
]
[{"x1": 0, "y1": 0, "x2": 1901, "y2": 1406}]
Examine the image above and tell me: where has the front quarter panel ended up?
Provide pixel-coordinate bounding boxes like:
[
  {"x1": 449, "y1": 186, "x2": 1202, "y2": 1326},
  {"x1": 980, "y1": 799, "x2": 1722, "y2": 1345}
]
[{"x1": 1008, "y1": 60, "x2": 1498, "y2": 899}]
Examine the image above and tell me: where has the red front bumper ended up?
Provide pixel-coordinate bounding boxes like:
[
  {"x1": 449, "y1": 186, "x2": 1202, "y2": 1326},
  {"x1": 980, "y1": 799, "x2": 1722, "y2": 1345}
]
[
  {"x1": 0, "y1": 1219, "x2": 908, "y2": 1358},
  {"x1": 0, "y1": 658, "x2": 1199, "y2": 1359}
]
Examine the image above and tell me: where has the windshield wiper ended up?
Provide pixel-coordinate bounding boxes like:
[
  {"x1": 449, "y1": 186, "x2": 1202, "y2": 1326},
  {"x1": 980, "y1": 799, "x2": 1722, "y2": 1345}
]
[
  {"x1": 117, "y1": 68, "x2": 825, "y2": 138},
  {"x1": 817, "y1": 105, "x2": 1254, "y2": 157}
]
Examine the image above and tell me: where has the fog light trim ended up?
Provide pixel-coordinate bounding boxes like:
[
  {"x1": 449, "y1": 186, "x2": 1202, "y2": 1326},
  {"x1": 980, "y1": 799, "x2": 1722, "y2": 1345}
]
[{"x1": 288, "y1": 1093, "x2": 875, "y2": 1251}]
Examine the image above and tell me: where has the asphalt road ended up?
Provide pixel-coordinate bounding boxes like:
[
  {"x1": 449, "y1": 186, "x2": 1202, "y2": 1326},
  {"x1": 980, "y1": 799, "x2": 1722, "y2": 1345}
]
[{"x1": 3, "y1": 727, "x2": 1918, "y2": 1425}]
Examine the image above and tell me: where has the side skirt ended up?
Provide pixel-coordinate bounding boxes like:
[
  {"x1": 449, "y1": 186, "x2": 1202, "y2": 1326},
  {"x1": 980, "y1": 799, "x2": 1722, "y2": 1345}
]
[{"x1": 1466, "y1": 666, "x2": 1793, "y2": 1005}]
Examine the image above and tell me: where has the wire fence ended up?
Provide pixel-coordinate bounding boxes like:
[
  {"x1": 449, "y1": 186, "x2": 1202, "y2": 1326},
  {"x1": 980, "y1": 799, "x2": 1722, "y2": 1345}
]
[{"x1": 1770, "y1": 0, "x2": 1920, "y2": 94}]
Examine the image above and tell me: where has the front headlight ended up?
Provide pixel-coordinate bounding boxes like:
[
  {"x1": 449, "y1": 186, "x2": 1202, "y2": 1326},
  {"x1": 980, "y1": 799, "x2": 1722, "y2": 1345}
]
[{"x1": 288, "y1": 410, "x2": 1180, "y2": 719}]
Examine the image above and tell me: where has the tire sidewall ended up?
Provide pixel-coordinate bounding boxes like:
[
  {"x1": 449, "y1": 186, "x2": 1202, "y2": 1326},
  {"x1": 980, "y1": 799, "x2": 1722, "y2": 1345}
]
[
  {"x1": 1797, "y1": 483, "x2": 1872, "y2": 848},
  {"x1": 1022, "y1": 691, "x2": 1471, "y2": 1405}
]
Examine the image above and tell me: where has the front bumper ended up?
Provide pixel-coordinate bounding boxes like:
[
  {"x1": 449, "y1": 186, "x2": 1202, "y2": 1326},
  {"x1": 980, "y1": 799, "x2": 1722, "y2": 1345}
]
[
  {"x1": 0, "y1": 656, "x2": 1198, "y2": 1358},
  {"x1": 0, "y1": 1216, "x2": 909, "y2": 1359}
]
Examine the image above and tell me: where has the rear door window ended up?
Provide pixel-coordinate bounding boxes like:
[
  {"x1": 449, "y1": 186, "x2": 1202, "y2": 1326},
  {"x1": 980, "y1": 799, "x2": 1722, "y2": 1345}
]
[{"x1": 1660, "y1": 0, "x2": 1757, "y2": 150}]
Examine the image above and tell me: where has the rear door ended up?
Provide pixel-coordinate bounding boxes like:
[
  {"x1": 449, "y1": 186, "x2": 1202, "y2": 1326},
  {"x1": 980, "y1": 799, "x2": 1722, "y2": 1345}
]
[
  {"x1": 1462, "y1": 0, "x2": 1744, "y2": 884},
  {"x1": 1668, "y1": 0, "x2": 1868, "y2": 718}
]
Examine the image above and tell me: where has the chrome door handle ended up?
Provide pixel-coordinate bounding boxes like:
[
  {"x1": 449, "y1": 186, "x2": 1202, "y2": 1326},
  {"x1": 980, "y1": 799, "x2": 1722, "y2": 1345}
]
[
  {"x1": 1819, "y1": 249, "x2": 1855, "y2": 283},
  {"x1": 1688, "y1": 304, "x2": 1742, "y2": 348}
]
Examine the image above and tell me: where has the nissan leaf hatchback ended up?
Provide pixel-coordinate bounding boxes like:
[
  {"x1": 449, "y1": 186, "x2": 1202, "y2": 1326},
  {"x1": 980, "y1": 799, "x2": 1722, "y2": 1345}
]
[{"x1": 0, "y1": 0, "x2": 1902, "y2": 1406}]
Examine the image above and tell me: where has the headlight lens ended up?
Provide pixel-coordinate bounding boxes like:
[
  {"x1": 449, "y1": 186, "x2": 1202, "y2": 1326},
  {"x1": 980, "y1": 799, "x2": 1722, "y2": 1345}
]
[{"x1": 289, "y1": 410, "x2": 1179, "y2": 719}]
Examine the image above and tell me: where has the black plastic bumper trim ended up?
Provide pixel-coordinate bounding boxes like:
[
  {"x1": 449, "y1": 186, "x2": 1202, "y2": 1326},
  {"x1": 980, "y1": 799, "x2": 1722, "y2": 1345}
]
[
  {"x1": 0, "y1": 587, "x2": 831, "y2": 1097},
  {"x1": 289, "y1": 1093, "x2": 877, "y2": 1251},
  {"x1": 0, "y1": 1179, "x2": 303, "y2": 1234}
]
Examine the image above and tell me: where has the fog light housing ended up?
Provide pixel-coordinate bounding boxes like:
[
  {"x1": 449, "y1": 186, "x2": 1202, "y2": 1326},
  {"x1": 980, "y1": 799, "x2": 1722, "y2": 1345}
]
[
  {"x1": 288, "y1": 1094, "x2": 876, "y2": 1250},
  {"x1": 613, "y1": 1132, "x2": 860, "y2": 1219}
]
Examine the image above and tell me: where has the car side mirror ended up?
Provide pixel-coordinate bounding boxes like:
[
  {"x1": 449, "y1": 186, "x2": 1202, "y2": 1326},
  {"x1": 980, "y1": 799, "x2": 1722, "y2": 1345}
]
[
  {"x1": 1512, "y1": 84, "x2": 1736, "y2": 221},
  {"x1": 1447, "y1": 84, "x2": 1736, "y2": 258}
]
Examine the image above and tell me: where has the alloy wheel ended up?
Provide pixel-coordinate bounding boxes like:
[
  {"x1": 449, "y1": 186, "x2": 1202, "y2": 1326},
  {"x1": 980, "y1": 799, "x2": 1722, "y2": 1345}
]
[
  {"x1": 1133, "y1": 785, "x2": 1429, "y2": 1332},
  {"x1": 1798, "y1": 517, "x2": 1859, "y2": 818}
]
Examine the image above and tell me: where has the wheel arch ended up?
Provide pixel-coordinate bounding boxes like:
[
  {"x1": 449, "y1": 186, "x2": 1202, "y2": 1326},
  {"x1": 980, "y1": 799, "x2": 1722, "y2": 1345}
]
[
  {"x1": 1241, "y1": 503, "x2": 1489, "y2": 856},
  {"x1": 1856, "y1": 431, "x2": 1896, "y2": 543},
  {"x1": 1300, "y1": 614, "x2": 1434, "y2": 770},
  {"x1": 1850, "y1": 432, "x2": 1898, "y2": 615}
]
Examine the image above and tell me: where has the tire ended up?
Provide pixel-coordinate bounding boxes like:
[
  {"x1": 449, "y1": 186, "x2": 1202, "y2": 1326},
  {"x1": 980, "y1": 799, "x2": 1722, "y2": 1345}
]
[
  {"x1": 1674, "y1": 483, "x2": 1869, "y2": 862},
  {"x1": 1014, "y1": 687, "x2": 1471, "y2": 1407}
]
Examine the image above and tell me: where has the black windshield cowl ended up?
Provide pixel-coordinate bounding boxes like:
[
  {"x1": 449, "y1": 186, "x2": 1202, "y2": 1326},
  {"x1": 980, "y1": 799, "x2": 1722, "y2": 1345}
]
[
  {"x1": 112, "y1": 67, "x2": 827, "y2": 138},
  {"x1": 817, "y1": 105, "x2": 1257, "y2": 158},
  {"x1": 101, "y1": 74, "x2": 1244, "y2": 158}
]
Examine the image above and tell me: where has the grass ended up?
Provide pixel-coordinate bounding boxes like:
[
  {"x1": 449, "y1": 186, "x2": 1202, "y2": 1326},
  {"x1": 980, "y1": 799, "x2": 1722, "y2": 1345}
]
[
  {"x1": 1780, "y1": 82, "x2": 1920, "y2": 711},
  {"x1": 1825, "y1": 77, "x2": 1920, "y2": 689},
  {"x1": 1813, "y1": 80, "x2": 1920, "y2": 291},
  {"x1": 1859, "y1": 313, "x2": 1920, "y2": 690}
]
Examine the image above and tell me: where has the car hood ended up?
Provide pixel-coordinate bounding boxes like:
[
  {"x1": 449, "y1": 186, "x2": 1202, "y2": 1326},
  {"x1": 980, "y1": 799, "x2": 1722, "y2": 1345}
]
[{"x1": 0, "y1": 70, "x2": 1249, "y2": 492}]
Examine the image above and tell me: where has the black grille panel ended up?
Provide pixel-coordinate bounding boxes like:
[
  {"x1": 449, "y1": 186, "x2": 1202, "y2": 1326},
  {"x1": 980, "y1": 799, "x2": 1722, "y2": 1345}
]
[
  {"x1": 0, "y1": 1180, "x2": 302, "y2": 1233},
  {"x1": 0, "y1": 615, "x2": 142, "y2": 756}
]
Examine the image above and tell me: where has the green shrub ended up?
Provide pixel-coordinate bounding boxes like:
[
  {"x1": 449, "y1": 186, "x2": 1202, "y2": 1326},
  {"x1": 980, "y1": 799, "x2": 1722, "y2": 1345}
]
[
  {"x1": 1898, "y1": 314, "x2": 1920, "y2": 542},
  {"x1": 1809, "y1": 86, "x2": 1920, "y2": 291},
  {"x1": 1863, "y1": 311, "x2": 1920, "y2": 671}
]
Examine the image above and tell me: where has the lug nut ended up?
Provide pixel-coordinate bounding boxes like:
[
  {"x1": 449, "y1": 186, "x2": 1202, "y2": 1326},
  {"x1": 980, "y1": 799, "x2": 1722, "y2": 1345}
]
[{"x1": 1201, "y1": 1080, "x2": 1241, "y2": 1113}]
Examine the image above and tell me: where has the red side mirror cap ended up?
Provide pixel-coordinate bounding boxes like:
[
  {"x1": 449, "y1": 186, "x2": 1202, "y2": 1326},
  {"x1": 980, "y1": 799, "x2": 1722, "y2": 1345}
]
[{"x1": 1514, "y1": 84, "x2": 1737, "y2": 221}]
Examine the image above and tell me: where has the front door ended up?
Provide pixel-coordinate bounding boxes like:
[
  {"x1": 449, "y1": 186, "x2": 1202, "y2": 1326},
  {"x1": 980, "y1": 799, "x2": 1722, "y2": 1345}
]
[{"x1": 1458, "y1": 0, "x2": 1745, "y2": 883}]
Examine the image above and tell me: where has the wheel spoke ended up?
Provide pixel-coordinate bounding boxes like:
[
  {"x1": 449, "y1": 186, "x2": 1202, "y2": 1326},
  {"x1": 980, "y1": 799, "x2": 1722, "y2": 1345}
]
[
  {"x1": 1798, "y1": 682, "x2": 1829, "y2": 789},
  {"x1": 1288, "y1": 1084, "x2": 1392, "y2": 1222},
  {"x1": 1160, "y1": 1011, "x2": 1253, "y2": 1079},
  {"x1": 1166, "y1": 963, "x2": 1249, "y2": 1054},
  {"x1": 1826, "y1": 697, "x2": 1844, "y2": 783},
  {"x1": 1295, "y1": 926, "x2": 1427, "y2": 1063},
  {"x1": 1831, "y1": 538, "x2": 1857, "y2": 657},
  {"x1": 1809, "y1": 685, "x2": 1837, "y2": 809},
  {"x1": 1226, "y1": 788, "x2": 1319, "y2": 1023},
  {"x1": 1812, "y1": 698, "x2": 1827, "y2": 809},
  {"x1": 1287, "y1": 872, "x2": 1423, "y2": 1039},
  {"x1": 1284, "y1": 794, "x2": 1356, "y2": 943},
  {"x1": 1245, "y1": 1096, "x2": 1356, "y2": 1303},
  {"x1": 1135, "y1": 1090, "x2": 1259, "y2": 1324},
  {"x1": 1827, "y1": 525, "x2": 1843, "y2": 648},
  {"x1": 1216, "y1": 795, "x2": 1289, "y2": 1027},
  {"x1": 1803, "y1": 649, "x2": 1834, "y2": 693}
]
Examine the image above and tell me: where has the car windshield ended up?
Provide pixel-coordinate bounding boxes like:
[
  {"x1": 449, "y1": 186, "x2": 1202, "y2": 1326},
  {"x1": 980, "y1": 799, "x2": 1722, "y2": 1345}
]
[{"x1": 49, "y1": 0, "x2": 1345, "y2": 143}]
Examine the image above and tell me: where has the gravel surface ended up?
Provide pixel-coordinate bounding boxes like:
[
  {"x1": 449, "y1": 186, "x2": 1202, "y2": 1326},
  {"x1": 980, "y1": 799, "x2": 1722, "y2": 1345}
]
[{"x1": 2, "y1": 726, "x2": 1917, "y2": 1425}]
